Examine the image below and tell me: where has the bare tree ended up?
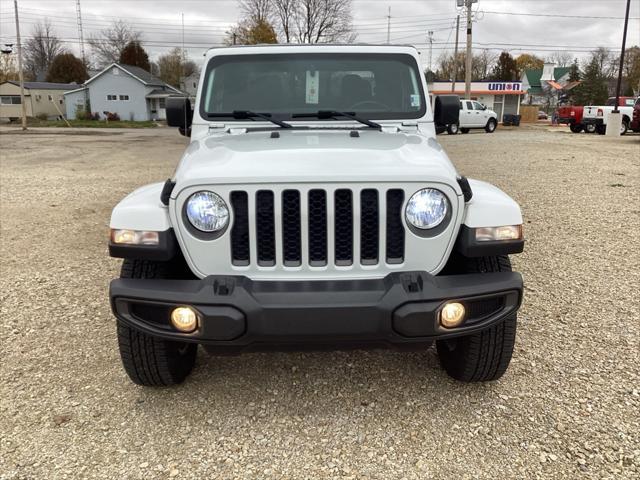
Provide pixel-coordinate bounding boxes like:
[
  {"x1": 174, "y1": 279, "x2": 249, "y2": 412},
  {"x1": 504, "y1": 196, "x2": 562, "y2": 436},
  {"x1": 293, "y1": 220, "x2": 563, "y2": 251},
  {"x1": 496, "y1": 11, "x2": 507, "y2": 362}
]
[
  {"x1": 546, "y1": 51, "x2": 572, "y2": 68},
  {"x1": 295, "y1": 0, "x2": 355, "y2": 43},
  {"x1": 24, "y1": 20, "x2": 63, "y2": 80},
  {"x1": 88, "y1": 20, "x2": 141, "y2": 68},
  {"x1": 272, "y1": 0, "x2": 298, "y2": 43},
  {"x1": 158, "y1": 47, "x2": 198, "y2": 88},
  {"x1": 238, "y1": 0, "x2": 355, "y2": 44}
]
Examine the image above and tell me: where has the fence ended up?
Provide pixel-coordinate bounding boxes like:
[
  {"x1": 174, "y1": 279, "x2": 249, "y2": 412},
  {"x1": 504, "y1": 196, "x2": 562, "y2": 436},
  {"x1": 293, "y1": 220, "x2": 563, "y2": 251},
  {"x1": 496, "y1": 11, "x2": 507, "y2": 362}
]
[{"x1": 519, "y1": 106, "x2": 539, "y2": 123}]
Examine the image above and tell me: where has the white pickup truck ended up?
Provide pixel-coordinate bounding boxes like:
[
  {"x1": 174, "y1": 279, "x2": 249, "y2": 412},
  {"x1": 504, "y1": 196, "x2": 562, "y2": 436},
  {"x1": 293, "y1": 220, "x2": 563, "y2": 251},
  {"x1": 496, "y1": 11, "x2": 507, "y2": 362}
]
[
  {"x1": 446, "y1": 99, "x2": 498, "y2": 134},
  {"x1": 583, "y1": 96, "x2": 636, "y2": 135}
]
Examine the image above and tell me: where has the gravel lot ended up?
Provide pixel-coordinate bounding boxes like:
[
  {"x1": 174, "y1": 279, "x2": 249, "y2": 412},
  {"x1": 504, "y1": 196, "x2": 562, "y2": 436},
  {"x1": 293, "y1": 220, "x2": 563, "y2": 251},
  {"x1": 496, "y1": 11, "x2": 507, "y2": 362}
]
[{"x1": 1, "y1": 126, "x2": 638, "y2": 479}]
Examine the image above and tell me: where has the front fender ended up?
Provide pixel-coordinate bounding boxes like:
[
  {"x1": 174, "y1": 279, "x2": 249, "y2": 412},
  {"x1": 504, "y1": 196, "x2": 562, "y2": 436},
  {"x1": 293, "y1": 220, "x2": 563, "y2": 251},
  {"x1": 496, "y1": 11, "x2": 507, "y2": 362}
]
[
  {"x1": 110, "y1": 182, "x2": 172, "y2": 231},
  {"x1": 463, "y1": 179, "x2": 522, "y2": 228}
]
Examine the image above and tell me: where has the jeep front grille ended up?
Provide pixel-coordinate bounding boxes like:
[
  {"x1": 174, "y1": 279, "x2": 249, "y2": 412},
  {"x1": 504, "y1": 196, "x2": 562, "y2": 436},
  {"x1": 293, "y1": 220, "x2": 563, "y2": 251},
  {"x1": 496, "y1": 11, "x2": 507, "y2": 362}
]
[{"x1": 230, "y1": 187, "x2": 405, "y2": 267}]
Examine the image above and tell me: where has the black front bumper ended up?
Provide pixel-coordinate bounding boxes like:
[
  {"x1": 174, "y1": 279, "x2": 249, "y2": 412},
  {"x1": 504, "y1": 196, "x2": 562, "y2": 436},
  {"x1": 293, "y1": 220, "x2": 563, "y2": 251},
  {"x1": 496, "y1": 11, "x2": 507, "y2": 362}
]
[{"x1": 110, "y1": 271, "x2": 523, "y2": 349}]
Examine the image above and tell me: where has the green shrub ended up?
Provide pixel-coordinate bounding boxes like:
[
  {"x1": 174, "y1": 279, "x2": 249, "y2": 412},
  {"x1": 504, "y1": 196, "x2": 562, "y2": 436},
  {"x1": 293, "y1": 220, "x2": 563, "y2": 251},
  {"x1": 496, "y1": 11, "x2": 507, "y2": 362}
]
[{"x1": 36, "y1": 113, "x2": 48, "y2": 121}]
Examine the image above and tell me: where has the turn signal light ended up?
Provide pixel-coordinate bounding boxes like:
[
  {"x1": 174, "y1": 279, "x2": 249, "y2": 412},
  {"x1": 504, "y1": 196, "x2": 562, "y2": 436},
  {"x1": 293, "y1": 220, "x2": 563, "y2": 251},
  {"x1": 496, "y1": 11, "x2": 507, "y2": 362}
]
[
  {"x1": 170, "y1": 306, "x2": 198, "y2": 332},
  {"x1": 475, "y1": 225, "x2": 522, "y2": 242},
  {"x1": 111, "y1": 229, "x2": 160, "y2": 245},
  {"x1": 440, "y1": 302, "x2": 466, "y2": 328}
]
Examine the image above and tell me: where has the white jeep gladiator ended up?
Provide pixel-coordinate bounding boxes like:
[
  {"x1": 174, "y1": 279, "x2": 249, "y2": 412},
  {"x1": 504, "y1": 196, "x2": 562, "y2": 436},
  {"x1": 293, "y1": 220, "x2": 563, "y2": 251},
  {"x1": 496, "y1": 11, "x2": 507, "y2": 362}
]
[
  {"x1": 583, "y1": 96, "x2": 636, "y2": 135},
  {"x1": 446, "y1": 99, "x2": 498, "y2": 135},
  {"x1": 108, "y1": 45, "x2": 524, "y2": 386}
]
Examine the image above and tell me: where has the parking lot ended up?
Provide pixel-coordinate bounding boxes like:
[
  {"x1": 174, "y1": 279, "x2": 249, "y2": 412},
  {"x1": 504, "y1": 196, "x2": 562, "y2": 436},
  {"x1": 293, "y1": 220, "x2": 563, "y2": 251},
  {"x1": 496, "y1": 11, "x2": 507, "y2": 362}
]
[{"x1": 0, "y1": 126, "x2": 638, "y2": 479}]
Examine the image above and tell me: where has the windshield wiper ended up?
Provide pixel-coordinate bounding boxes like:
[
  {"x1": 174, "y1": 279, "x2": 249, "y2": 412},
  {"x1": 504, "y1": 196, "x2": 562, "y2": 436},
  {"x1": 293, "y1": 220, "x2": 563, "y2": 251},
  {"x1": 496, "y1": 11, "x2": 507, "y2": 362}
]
[
  {"x1": 293, "y1": 110, "x2": 382, "y2": 130},
  {"x1": 206, "y1": 110, "x2": 292, "y2": 129}
]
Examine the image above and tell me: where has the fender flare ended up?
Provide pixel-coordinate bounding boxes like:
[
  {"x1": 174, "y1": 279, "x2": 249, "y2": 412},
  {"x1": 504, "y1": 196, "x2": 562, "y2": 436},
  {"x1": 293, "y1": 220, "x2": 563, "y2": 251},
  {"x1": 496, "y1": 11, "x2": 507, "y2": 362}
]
[
  {"x1": 462, "y1": 179, "x2": 523, "y2": 228},
  {"x1": 110, "y1": 182, "x2": 172, "y2": 231}
]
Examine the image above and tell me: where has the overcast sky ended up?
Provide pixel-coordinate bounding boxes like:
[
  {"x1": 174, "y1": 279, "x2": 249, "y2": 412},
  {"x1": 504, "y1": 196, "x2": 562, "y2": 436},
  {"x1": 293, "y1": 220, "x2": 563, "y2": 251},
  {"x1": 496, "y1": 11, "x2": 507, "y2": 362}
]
[{"x1": 1, "y1": 0, "x2": 638, "y2": 71}]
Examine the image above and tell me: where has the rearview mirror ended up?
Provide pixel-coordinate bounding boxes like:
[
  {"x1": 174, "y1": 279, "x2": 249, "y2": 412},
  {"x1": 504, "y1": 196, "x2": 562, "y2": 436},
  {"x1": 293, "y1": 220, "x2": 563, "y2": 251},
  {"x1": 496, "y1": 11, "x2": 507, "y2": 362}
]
[
  {"x1": 433, "y1": 95, "x2": 460, "y2": 128},
  {"x1": 166, "y1": 97, "x2": 192, "y2": 136}
]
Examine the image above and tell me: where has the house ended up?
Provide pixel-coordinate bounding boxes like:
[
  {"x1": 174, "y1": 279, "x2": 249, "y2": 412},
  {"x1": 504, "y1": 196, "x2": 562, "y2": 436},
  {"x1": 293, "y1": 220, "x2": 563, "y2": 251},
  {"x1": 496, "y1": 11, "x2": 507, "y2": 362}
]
[
  {"x1": 521, "y1": 63, "x2": 571, "y2": 105},
  {"x1": 64, "y1": 63, "x2": 185, "y2": 121},
  {"x1": 180, "y1": 71, "x2": 200, "y2": 98},
  {"x1": 0, "y1": 81, "x2": 78, "y2": 120}
]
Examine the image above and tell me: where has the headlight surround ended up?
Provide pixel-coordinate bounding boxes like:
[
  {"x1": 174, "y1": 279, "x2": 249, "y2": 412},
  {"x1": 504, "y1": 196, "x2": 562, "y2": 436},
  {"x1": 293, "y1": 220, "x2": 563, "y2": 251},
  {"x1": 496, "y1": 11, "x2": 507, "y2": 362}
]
[
  {"x1": 185, "y1": 191, "x2": 229, "y2": 232},
  {"x1": 405, "y1": 188, "x2": 449, "y2": 230}
]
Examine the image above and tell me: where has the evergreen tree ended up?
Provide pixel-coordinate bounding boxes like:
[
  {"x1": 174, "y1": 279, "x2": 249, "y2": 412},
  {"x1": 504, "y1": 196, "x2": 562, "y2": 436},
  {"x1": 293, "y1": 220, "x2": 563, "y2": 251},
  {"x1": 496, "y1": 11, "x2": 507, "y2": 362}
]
[
  {"x1": 119, "y1": 41, "x2": 150, "y2": 71},
  {"x1": 490, "y1": 51, "x2": 518, "y2": 81},
  {"x1": 46, "y1": 53, "x2": 88, "y2": 83},
  {"x1": 568, "y1": 59, "x2": 580, "y2": 82},
  {"x1": 571, "y1": 55, "x2": 608, "y2": 105}
]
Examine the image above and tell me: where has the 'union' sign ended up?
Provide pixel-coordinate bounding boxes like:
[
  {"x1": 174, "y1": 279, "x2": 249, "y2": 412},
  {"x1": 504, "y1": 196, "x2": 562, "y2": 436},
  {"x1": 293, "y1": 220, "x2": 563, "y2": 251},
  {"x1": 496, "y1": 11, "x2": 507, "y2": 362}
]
[{"x1": 488, "y1": 82, "x2": 522, "y2": 91}]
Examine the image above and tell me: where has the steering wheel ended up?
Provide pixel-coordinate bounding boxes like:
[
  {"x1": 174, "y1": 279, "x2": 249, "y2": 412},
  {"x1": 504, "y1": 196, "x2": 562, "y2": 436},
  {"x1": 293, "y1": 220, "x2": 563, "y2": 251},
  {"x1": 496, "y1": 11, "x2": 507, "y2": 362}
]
[{"x1": 347, "y1": 100, "x2": 391, "y2": 111}]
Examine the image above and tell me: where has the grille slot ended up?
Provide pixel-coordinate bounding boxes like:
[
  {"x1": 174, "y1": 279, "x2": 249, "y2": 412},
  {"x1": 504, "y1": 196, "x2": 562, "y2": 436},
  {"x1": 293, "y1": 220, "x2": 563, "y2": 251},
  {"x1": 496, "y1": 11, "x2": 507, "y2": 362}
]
[
  {"x1": 256, "y1": 190, "x2": 276, "y2": 266},
  {"x1": 334, "y1": 189, "x2": 353, "y2": 266},
  {"x1": 308, "y1": 189, "x2": 327, "y2": 266},
  {"x1": 360, "y1": 189, "x2": 379, "y2": 264},
  {"x1": 230, "y1": 191, "x2": 250, "y2": 265},
  {"x1": 386, "y1": 189, "x2": 405, "y2": 263},
  {"x1": 282, "y1": 190, "x2": 302, "y2": 266}
]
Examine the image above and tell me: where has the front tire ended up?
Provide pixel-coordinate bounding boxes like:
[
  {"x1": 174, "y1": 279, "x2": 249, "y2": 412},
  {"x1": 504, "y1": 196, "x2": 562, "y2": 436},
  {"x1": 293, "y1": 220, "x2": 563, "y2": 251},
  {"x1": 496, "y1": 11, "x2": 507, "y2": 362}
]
[
  {"x1": 596, "y1": 124, "x2": 606, "y2": 135},
  {"x1": 620, "y1": 118, "x2": 629, "y2": 135},
  {"x1": 584, "y1": 123, "x2": 596, "y2": 133},
  {"x1": 460, "y1": 127, "x2": 470, "y2": 134},
  {"x1": 116, "y1": 258, "x2": 197, "y2": 386},
  {"x1": 447, "y1": 123, "x2": 459, "y2": 135},
  {"x1": 485, "y1": 118, "x2": 497, "y2": 133},
  {"x1": 436, "y1": 256, "x2": 517, "y2": 382},
  {"x1": 569, "y1": 123, "x2": 583, "y2": 133}
]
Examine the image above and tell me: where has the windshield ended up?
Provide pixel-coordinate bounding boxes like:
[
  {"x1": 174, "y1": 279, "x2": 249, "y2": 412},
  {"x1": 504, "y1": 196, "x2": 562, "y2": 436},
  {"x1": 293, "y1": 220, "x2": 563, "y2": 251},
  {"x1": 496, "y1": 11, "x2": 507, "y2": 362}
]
[{"x1": 200, "y1": 53, "x2": 426, "y2": 121}]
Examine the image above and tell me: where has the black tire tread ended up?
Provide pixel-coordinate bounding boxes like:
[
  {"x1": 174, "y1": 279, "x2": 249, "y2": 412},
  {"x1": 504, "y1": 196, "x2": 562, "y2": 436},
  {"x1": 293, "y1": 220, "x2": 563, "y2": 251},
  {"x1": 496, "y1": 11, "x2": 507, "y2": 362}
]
[
  {"x1": 436, "y1": 255, "x2": 517, "y2": 382},
  {"x1": 116, "y1": 258, "x2": 197, "y2": 387}
]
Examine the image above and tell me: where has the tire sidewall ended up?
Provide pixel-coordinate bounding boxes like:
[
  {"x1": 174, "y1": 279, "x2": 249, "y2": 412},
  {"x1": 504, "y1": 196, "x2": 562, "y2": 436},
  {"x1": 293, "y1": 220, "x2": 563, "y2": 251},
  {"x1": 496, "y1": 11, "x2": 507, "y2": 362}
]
[{"x1": 485, "y1": 118, "x2": 497, "y2": 133}]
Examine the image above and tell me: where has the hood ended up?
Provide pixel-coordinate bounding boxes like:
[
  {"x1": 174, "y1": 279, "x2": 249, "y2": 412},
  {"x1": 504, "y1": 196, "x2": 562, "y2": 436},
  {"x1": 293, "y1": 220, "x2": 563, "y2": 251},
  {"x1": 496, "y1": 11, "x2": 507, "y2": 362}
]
[{"x1": 173, "y1": 129, "x2": 459, "y2": 191}]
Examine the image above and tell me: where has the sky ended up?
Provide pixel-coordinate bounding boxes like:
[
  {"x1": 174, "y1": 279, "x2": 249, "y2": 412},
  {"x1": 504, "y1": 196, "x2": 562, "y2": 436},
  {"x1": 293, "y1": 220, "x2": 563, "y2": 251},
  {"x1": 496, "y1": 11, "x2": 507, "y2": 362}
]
[{"x1": 0, "y1": 0, "x2": 638, "y2": 72}]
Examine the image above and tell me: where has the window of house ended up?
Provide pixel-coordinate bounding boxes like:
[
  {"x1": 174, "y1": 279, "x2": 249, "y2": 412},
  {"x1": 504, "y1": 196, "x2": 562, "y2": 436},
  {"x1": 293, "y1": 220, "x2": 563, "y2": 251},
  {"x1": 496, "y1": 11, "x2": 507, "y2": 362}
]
[
  {"x1": 48, "y1": 95, "x2": 53, "y2": 101},
  {"x1": 59, "y1": 99, "x2": 64, "y2": 105},
  {"x1": 112, "y1": 67, "x2": 119, "y2": 75},
  {"x1": 159, "y1": 98, "x2": 166, "y2": 108},
  {"x1": 107, "y1": 94, "x2": 117, "y2": 101},
  {"x1": 35, "y1": 94, "x2": 41, "y2": 101},
  {"x1": 119, "y1": 95, "x2": 129, "y2": 101},
  {"x1": 1, "y1": 95, "x2": 21, "y2": 104}
]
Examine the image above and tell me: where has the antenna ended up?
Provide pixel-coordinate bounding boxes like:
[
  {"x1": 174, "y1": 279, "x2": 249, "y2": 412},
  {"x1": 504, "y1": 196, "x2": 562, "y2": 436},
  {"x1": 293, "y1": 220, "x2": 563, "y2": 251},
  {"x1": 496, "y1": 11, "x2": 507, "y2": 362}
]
[
  {"x1": 75, "y1": 0, "x2": 86, "y2": 66},
  {"x1": 428, "y1": 30, "x2": 434, "y2": 73},
  {"x1": 386, "y1": 6, "x2": 391, "y2": 44}
]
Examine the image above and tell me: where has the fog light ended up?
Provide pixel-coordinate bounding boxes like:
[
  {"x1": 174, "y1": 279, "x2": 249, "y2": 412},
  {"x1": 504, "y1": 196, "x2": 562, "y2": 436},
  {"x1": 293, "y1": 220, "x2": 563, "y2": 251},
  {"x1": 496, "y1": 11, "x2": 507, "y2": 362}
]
[
  {"x1": 440, "y1": 302, "x2": 465, "y2": 328},
  {"x1": 170, "y1": 306, "x2": 198, "y2": 332}
]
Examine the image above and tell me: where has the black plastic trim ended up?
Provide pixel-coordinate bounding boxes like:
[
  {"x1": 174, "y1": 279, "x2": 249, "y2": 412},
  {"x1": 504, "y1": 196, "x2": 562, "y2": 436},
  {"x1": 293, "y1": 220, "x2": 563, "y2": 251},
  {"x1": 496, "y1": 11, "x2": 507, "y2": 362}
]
[
  {"x1": 455, "y1": 225, "x2": 525, "y2": 257},
  {"x1": 160, "y1": 179, "x2": 175, "y2": 206},
  {"x1": 110, "y1": 270, "x2": 523, "y2": 348},
  {"x1": 109, "y1": 229, "x2": 178, "y2": 261},
  {"x1": 457, "y1": 176, "x2": 473, "y2": 202}
]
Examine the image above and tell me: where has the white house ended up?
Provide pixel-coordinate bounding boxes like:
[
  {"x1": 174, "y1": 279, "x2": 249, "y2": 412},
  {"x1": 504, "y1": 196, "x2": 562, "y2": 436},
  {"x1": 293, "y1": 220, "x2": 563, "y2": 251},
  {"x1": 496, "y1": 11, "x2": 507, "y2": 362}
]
[{"x1": 65, "y1": 63, "x2": 185, "y2": 121}]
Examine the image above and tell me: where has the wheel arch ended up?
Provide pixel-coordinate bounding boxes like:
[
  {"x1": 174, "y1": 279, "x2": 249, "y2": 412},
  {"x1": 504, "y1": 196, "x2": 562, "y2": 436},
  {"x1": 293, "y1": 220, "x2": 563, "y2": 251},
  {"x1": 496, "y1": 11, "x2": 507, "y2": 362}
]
[
  {"x1": 110, "y1": 182, "x2": 172, "y2": 231},
  {"x1": 462, "y1": 179, "x2": 523, "y2": 228}
]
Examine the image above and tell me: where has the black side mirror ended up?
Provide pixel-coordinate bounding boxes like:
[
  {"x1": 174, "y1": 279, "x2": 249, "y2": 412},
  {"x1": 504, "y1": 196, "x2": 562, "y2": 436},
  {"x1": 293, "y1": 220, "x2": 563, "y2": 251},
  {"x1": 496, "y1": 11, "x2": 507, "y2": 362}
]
[
  {"x1": 166, "y1": 97, "x2": 192, "y2": 136},
  {"x1": 433, "y1": 94, "x2": 460, "y2": 127}
]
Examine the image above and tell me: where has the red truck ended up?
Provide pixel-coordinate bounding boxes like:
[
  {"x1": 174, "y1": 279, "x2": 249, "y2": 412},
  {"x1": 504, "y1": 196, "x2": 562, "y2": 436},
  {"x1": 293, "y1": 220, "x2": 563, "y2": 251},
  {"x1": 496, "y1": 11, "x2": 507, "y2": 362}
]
[{"x1": 557, "y1": 105, "x2": 595, "y2": 133}]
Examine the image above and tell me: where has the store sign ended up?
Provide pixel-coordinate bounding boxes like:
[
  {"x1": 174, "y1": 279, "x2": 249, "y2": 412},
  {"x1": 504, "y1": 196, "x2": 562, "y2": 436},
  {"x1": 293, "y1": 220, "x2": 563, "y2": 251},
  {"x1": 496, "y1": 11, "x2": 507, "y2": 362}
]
[{"x1": 488, "y1": 82, "x2": 522, "y2": 92}]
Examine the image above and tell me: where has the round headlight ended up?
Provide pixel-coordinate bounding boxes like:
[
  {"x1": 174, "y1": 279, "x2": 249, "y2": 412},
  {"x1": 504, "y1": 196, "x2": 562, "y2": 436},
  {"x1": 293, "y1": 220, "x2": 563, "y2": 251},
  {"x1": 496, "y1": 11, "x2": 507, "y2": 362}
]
[
  {"x1": 405, "y1": 188, "x2": 449, "y2": 229},
  {"x1": 185, "y1": 191, "x2": 229, "y2": 232}
]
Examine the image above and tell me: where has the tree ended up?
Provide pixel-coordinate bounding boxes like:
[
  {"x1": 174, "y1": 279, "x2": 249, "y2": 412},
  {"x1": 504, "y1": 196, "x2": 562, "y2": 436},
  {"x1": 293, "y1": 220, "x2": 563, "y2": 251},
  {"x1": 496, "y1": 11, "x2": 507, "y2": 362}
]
[
  {"x1": 435, "y1": 51, "x2": 495, "y2": 81},
  {"x1": 516, "y1": 53, "x2": 544, "y2": 76},
  {"x1": 157, "y1": 48, "x2": 197, "y2": 88},
  {"x1": 225, "y1": 18, "x2": 278, "y2": 45},
  {"x1": 572, "y1": 52, "x2": 608, "y2": 106},
  {"x1": 546, "y1": 51, "x2": 572, "y2": 68},
  {"x1": 46, "y1": 53, "x2": 88, "y2": 83},
  {"x1": 622, "y1": 45, "x2": 640, "y2": 94},
  {"x1": 88, "y1": 20, "x2": 141, "y2": 68},
  {"x1": 238, "y1": 0, "x2": 355, "y2": 43},
  {"x1": 119, "y1": 41, "x2": 150, "y2": 71},
  {"x1": 490, "y1": 51, "x2": 518, "y2": 81},
  {"x1": 568, "y1": 58, "x2": 580, "y2": 82},
  {"x1": 24, "y1": 20, "x2": 63, "y2": 80},
  {"x1": 0, "y1": 52, "x2": 19, "y2": 83}
]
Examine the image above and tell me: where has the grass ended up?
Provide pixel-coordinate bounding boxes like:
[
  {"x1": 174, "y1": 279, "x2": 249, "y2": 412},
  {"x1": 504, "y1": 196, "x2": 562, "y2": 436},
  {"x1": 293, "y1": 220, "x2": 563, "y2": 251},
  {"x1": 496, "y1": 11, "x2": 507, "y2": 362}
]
[{"x1": 17, "y1": 118, "x2": 159, "y2": 128}]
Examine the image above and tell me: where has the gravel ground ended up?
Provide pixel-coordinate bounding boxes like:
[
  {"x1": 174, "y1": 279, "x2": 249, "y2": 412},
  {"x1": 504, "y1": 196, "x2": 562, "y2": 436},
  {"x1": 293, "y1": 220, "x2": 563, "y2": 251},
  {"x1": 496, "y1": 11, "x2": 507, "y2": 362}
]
[{"x1": 1, "y1": 125, "x2": 639, "y2": 479}]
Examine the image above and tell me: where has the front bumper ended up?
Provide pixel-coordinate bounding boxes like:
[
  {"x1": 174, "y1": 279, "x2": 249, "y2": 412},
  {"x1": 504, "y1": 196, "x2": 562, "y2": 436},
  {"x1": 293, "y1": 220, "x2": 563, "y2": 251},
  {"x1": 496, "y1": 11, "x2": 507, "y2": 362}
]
[{"x1": 110, "y1": 271, "x2": 523, "y2": 349}]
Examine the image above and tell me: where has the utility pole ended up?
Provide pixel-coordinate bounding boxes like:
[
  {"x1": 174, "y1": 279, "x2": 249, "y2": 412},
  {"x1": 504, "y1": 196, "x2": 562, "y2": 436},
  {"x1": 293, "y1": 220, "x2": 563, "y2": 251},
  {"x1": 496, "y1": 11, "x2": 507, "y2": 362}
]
[
  {"x1": 613, "y1": 0, "x2": 631, "y2": 114},
  {"x1": 451, "y1": 15, "x2": 460, "y2": 92},
  {"x1": 386, "y1": 6, "x2": 391, "y2": 44},
  {"x1": 464, "y1": 0, "x2": 474, "y2": 100},
  {"x1": 76, "y1": 0, "x2": 89, "y2": 113},
  {"x1": 427, "y1": 30, "x2": 434, "y2": 74},
  {"x1": 13, "y1": 0, "x2": 26, "y2": 130}
]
